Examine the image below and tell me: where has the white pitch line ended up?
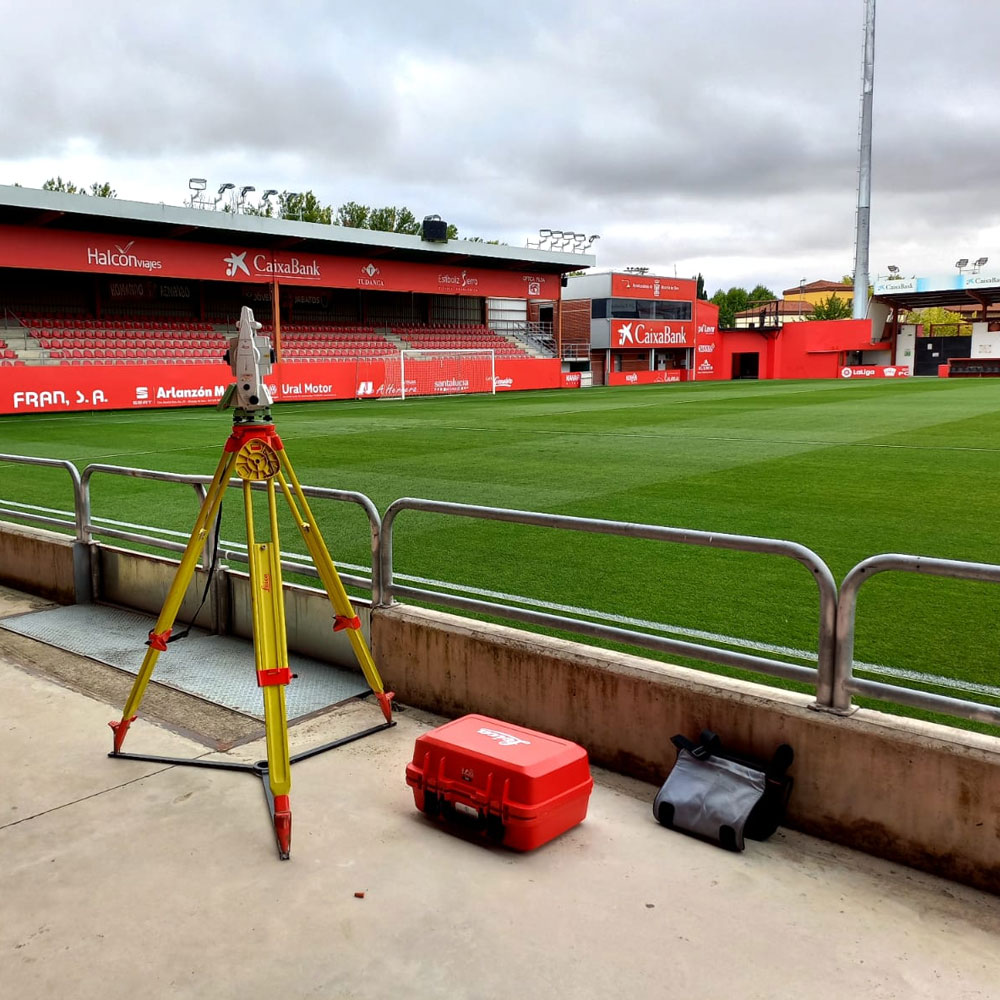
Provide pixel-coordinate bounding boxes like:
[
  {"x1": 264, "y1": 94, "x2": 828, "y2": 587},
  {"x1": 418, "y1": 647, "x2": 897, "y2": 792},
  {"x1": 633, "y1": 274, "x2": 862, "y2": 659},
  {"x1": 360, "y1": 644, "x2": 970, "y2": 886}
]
[{"x1": 7, "y1": 502, "x2": 998, "y2": 702}]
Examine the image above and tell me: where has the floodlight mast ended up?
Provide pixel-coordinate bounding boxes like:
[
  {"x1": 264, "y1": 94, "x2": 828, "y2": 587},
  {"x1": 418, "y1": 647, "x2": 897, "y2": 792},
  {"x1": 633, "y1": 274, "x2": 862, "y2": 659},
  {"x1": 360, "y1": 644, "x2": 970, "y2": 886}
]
[{"x1": 220, "y1": 306, "x2": 274, "y2": 423}]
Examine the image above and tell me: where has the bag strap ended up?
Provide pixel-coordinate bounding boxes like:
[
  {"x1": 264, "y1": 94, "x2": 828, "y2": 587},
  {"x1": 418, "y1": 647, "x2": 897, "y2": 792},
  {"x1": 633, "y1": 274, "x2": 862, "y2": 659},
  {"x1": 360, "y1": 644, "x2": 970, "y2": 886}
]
[
  {"x1": 670, "y1": 732, "x2": 793, "y2": 777},
  {"x1": 670, "y1": 730, "x2": 721, "y2": 760}
]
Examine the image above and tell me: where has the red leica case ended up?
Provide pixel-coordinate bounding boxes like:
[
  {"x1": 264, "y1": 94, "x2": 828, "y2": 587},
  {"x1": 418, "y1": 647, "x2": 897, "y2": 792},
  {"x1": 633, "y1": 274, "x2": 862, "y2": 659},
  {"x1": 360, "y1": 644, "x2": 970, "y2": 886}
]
[{"x1": 405, "y1": 714, "x2": 594, "y2": 850}]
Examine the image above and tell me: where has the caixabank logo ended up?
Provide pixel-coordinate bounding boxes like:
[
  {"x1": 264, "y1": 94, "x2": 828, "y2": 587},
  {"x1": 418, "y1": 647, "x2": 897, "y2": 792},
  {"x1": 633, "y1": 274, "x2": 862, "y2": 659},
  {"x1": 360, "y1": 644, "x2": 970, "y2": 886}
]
[{"x1": 223, "y1": 250, "x2": 321, "y2": 280}]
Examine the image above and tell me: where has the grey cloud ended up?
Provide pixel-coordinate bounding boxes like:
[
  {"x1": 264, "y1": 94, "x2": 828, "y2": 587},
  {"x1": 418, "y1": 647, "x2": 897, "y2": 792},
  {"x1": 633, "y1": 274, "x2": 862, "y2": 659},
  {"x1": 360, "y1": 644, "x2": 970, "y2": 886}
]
[{"x1": 2, "y1": 0, "x2": 1000, "y2": 288}]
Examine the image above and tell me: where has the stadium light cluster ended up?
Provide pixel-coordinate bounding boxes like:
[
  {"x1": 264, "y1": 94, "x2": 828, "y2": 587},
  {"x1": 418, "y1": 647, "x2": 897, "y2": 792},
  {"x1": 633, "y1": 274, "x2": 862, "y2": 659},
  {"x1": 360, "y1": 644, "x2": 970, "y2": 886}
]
[
  {"x1": 186, "y1": 179, "x2": 281, "y2": 215},
  {"x1": 526, "y1": 229, "x2": 599, "y2": 253},
  {"x1": 955, "y1": 257, "x2": 989, "y2": 274}
]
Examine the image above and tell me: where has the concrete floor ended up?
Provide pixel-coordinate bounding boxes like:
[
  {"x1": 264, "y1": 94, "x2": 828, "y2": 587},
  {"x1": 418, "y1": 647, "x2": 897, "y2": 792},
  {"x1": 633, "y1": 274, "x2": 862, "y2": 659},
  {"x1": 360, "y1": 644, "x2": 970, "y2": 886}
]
[{"x1": 2, "y1": 586, "x2": 999, "y2": 999}]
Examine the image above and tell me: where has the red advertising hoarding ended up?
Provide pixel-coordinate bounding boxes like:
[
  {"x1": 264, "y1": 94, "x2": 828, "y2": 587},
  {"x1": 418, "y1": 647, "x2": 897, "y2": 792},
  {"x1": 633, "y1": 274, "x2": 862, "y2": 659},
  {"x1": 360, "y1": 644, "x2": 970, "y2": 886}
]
[
  {"x1": 0, "y1": 224, "x2": 559, "y2": 299},
  {"x1": 0, "y1": 358, "x2": 563, "y2": 415},
  {"x1": 691, "y1": 301, "x2": 725, "y2": 381},
  {"x1": 610, "y1": 274, "x2": 697, "y2": 300},
  {"x1": 606, "y1": 369, "x2": 685, "y2": 386},
  {"x1": 610, "y1": 319, "x2": 693, "y2": 349},
  {"x1": 838, "y1": 365, "x2": 910, "y2": 379}
]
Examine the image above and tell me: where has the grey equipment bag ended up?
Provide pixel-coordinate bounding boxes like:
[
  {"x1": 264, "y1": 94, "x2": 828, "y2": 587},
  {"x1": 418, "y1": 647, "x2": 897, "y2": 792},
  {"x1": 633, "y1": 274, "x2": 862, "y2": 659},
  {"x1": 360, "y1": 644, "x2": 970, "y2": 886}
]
[{"x1": 653, "y1": 731, "x2": 794, "y2": 851}]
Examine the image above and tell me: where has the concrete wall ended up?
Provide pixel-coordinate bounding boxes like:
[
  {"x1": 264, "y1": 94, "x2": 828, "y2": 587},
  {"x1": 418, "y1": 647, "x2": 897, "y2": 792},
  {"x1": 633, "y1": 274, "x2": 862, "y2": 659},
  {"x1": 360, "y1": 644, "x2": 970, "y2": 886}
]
[
  {"x1": 4, "y1": 519, "x2": 999, "y2": 893},
  {"x1": 372, "y1": 604, "x2": 1000, "y2": 894},
  {"x1": 0, "y1": 523, "x2": 78, "y2": 603}
]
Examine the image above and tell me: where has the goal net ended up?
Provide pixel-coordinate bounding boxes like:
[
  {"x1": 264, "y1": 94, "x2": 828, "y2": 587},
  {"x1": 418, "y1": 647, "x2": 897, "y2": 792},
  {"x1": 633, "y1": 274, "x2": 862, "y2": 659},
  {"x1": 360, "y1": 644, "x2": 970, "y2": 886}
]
[{"x1": 390, "y1": 349, "x2": 496, "y2": 400}]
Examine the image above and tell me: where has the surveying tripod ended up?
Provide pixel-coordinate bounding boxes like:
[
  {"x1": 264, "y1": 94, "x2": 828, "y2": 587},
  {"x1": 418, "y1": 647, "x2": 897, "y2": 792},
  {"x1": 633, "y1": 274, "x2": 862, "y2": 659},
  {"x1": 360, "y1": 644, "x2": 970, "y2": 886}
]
[{"x1": 108, "y1": 307, "x2": 394, "y2": 859}]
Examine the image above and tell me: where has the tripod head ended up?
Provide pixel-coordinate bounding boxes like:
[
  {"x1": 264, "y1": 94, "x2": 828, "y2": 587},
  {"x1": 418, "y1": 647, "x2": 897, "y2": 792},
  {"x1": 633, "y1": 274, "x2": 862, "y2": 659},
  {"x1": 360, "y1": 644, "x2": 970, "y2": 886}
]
[{"x1": 220, "y1": 306, "x2": 275, "y2": 423}]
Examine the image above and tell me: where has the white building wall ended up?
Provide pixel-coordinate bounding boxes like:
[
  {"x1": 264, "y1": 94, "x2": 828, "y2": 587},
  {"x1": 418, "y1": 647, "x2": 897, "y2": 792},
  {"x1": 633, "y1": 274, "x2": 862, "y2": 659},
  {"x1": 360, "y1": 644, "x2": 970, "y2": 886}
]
[
  {"x1": 562, "y1": 273, "x2": 611, "y2": 301},
  {"x1": 971, "y1": 322, "x2": 1000, "y2": 358},
  {"x1": 895, "y1": 325, "x2": 916, "y2": 369}
]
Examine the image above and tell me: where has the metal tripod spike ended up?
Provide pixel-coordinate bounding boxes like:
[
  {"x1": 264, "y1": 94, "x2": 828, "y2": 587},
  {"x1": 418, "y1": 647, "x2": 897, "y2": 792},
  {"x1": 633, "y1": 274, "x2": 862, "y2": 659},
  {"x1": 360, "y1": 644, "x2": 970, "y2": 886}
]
[{"x1": 108, "y1": 306, "x2": 394, "y2": 860}]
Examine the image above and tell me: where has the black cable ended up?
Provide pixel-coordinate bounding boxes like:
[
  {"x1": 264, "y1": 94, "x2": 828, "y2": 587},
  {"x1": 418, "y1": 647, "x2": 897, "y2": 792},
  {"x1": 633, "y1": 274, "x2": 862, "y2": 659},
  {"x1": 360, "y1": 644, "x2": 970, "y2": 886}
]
[{"x1": 167, "y1": 503, "x2": 224, "y2": 644}]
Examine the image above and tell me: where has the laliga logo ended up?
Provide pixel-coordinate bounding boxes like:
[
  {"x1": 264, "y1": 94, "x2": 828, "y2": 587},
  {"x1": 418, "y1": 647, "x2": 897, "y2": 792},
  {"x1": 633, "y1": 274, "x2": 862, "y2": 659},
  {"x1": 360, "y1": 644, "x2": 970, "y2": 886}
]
[{"x1": 841, "y1": 367, "x2": 853, "y2": 378}]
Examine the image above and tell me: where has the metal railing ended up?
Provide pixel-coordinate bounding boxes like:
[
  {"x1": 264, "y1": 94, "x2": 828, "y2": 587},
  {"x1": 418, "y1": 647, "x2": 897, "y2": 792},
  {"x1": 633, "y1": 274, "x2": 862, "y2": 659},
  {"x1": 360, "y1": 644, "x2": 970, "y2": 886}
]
[
  {"x1": 834, "y1": 554, "x2": 1000, "y2": 724},
  {"x1": 79, "y1": 463, "x2": 384, "y2": 603},
  {"x1": 0, "y1": 453, "x2": 90, "y2": 599},
  {"x1": 0, "y1": 453, "x2": 84, "y2": 535},
  {"x1": 3, "y1": 454, "x2": 1000, "y2": 728},
  {"x1": 380, "y1": 498, "x2": 838, "y2": 693}
]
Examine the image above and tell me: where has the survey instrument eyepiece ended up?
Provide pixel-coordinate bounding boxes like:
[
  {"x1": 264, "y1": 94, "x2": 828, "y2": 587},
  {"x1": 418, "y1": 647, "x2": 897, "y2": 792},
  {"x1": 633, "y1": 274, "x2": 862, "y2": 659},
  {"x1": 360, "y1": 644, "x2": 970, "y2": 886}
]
[{"x1": 220, "y1": 306, "x2": 274, "y2": 423}]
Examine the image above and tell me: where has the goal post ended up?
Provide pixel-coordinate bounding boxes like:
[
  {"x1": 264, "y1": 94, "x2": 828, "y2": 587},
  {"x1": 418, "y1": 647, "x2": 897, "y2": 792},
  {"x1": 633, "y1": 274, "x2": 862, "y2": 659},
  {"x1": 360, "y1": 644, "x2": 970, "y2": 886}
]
[{"x1": 396, "y1": 349, "x2": 496, "y2": 400}]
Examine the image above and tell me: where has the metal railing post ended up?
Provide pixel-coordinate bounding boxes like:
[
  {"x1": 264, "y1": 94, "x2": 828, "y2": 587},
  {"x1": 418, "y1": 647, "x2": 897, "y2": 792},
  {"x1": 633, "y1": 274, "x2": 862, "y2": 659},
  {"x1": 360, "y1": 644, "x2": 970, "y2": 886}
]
[
  {"x1": 0, "y1": 454, "x2": 90, "y2": 601},
  {"x1": 834, "y1": 553, "x2": 1000, "y2": 724}
]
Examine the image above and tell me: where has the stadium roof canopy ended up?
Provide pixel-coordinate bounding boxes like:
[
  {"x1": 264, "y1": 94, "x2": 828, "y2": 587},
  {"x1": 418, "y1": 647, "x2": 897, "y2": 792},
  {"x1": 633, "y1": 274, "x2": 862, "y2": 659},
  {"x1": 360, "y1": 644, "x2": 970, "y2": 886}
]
[
  {"x1": 872, "y1": 272, "x2": 1000, "y2": 314},
  {"x1": 0, "y1": 185, "x2": 593, "y2": 276}
]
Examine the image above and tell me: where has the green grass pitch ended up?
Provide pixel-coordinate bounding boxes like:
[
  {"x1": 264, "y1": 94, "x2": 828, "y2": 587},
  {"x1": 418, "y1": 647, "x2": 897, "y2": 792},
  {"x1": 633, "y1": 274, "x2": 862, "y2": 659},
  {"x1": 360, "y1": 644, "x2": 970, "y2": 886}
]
[{"x1": 2, "y1": 378, "x2": 999, "y2": 729}]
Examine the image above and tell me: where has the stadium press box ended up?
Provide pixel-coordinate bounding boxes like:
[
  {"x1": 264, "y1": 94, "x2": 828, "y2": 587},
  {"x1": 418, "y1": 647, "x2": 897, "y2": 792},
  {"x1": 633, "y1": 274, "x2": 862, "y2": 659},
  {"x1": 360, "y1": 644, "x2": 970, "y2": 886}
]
[{"x1": 405, "y1": 714, "x2": 594, "y2": 851}]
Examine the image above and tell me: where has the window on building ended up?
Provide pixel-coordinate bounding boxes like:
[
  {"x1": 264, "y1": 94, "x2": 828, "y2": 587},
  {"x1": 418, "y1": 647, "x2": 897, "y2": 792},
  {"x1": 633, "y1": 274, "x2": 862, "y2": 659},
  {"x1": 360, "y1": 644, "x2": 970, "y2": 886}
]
[
  {"x1": 608, "y1": 299, "x2": 692, "y2": 321},
  {"x1": 591, "y1": 299, "x2": 608, "y2": 319}
]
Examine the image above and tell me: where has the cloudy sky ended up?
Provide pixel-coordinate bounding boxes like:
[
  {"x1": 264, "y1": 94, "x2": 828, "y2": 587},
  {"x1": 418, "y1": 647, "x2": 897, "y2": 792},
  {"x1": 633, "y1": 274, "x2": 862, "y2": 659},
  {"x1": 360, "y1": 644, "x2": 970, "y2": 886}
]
[{"x1": 1, "y1": 0, "x2": 998, "y2": 295}]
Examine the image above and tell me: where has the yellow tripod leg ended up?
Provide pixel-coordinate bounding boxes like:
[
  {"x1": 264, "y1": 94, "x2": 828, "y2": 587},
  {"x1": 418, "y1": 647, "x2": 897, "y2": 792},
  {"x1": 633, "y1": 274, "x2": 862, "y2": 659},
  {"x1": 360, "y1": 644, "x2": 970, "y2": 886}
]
[
  {"x1": 246, "y1": 479, "x2": 293, "y2": 858},
  {"x1": 110, "y1": 447, "x2": 239, "y2": 752},
  {"x1": 276, "y1": 450, "x2": 394, "y2": 721}
]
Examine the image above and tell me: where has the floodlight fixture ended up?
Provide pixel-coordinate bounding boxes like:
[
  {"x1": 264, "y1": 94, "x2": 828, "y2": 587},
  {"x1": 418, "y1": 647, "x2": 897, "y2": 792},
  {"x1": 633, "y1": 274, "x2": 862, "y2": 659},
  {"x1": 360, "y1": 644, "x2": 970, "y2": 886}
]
[
  {"x1": 218, "y1": 182, "x2": 235, "y2": 195},
  {"x1": 262, "y1": 189, "x2": 278, "y2": 200},
  {"x1": 239, "y1": 185, "x2": 255, "y2": 199},
  {"x1": 955, "y1": 258, "x2": 969, "y2": 270},
  {"x1": 188, "y1": 177, "x2": 207, "y2": 193},
  {"x1": 975, "y1": 256, "x2": 989, "y2": 268},
  {"x1": 887, "y1": 264, "x2": 899, "y2": 274},
  {"x1": 539, "y1": 228, "x2": 552, "y2": 238}
]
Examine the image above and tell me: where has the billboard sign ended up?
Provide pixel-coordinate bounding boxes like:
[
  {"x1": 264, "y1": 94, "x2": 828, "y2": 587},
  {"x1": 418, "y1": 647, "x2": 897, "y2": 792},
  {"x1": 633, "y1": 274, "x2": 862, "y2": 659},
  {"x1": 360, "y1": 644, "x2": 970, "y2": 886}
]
[
  {"x1": 610, "y1": 274, "x2": 696, "y2": 299},
  {"x1": 0, "y1": 359, "x2": 563, "y2": 414},
  {"x1": 0, "y1": 224, "x2": 559, "y2": 299},
  {"x1": 610, "y1": 319, "x2": 693, "y2": 348},
  {"x1": 838, "y1": 365, "x2": 911, "y2": 379},
  {"x1": 606, "y1": 369, "x2": 684, "y2": 386}
]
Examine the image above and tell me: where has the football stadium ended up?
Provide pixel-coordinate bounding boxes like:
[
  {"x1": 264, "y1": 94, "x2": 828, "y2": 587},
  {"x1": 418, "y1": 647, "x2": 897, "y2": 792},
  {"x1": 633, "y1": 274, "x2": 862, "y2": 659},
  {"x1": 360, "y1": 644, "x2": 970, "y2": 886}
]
[{"x1": 2, "y1": 178, "x2": 1000, "y2": 968}]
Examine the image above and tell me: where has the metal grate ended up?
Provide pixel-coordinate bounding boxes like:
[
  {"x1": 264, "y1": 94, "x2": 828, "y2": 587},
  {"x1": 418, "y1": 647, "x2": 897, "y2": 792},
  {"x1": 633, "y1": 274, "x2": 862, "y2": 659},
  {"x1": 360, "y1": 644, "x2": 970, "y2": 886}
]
[{"x1": 1, "y1": 603, "x2": 369, "y2": 720}]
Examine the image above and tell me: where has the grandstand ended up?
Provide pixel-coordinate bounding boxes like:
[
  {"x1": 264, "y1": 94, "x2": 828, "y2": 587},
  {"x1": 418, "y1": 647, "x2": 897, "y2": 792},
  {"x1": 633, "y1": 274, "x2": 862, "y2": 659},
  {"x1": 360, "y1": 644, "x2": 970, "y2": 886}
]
[
  {"x1": 0, "y1": 185, "x2": 586, "y2": 396},
  {"x1": 0, "y1": 312, "x2": 540, "y2": 367}
]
